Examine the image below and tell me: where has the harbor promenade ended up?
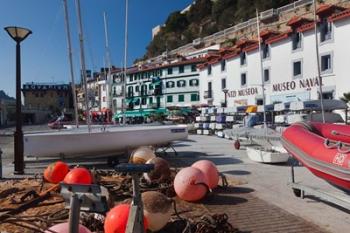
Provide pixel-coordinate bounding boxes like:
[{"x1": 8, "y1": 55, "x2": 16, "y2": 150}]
[{"x1": 0, "y1": 126, "x2": 349, "y2": 232}]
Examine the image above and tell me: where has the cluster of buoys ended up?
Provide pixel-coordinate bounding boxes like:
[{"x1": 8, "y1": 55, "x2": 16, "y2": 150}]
[
  {"x1": 43, "y1": 161, "x2": 93, "y2": 185},
  {"x1": 42, "y1": 149, "x2": 219, "y2": 232},
  {"x1": 174, "y1": 160, "x2": 219, "y2": 202}
]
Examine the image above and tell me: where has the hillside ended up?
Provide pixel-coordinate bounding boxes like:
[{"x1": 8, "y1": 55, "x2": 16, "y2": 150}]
[
  {"x1": 0, "y1": 90, "x2": 14, "y2": 101},
  {"x1": 144, "y1": 0, "x2": 294, "y2": 60}
]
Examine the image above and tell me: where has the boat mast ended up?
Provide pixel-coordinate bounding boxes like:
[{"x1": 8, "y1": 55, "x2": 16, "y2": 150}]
[
  {"x1": 75, "y1": 0, "x2": 91, "y2": 132},
  {"x1": 122, "y1": 0, "x2": 129, "y2": 125},
  {"x1": 256, "y1": 9, "x2": 267, "y2": 130},
  {"x1": 103, "y1": 11, "x2": 113, "y2": 121},
  {"x1": 313, "y1": 0, "x2": 325, "y2": 123},
  {"x1": 62, "y1": 0, "x2": 79, "y2": 128}
]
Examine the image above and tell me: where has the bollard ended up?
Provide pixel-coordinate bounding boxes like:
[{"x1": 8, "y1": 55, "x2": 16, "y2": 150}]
[{"x1": 0, "y1": 148, "x2": 2, "y2": 178}]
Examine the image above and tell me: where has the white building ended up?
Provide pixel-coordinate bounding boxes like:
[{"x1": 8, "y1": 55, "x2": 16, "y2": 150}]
[{"x1": 198, "y1": 5, "x2": 350, "y2": 108}]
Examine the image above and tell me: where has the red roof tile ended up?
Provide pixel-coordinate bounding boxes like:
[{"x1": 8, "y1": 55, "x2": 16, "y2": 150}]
[
  {"x1": 317, "y1": 4, "x2": 345, "y2": 16},
  {"x1": 297, "y1": 22, "x2": 315, "y2": 33},
  {"x1": 265, "y1": 31, "x2": 290, "y2": 44},
  {"x1": 329, "y1": 8, "x2": 350, "y2": 22}
]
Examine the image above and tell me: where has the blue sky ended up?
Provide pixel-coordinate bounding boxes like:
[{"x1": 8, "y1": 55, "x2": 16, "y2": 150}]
[{"x1": 0, "y1": 0, "x2": 193, "y2": 98}]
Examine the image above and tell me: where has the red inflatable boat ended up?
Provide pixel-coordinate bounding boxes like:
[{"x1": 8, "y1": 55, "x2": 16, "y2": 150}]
[{"x1": 282, "y1": 122, "x2": 350, "y2": 191}]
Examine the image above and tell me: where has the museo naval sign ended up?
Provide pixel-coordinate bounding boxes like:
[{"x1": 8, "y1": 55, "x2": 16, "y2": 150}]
[{"x1": 272, "y1": 77, "x2": 321, "y2": 92}]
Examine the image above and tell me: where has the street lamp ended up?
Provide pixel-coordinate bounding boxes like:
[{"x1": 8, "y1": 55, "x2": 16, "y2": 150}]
[
  {"x1": 222, "y1": 88, "x2": 229, "y2": 107},
  {"x1": 4, "y1": 26, "x2": 32, "y2": 174}
]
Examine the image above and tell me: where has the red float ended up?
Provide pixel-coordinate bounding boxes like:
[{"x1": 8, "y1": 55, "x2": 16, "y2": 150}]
[
  {"x1": 43, "y1": 161, "x2": 69, "y2": 184},
  {"x1": 104, "y1": 204, "x2": 148, "y2": 233},
  {"x1": 63, "y1": 167, "x2": 92, "y2": 185}
]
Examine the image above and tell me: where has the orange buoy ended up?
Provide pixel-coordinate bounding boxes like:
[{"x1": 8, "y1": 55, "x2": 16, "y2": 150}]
[
  {"x1": 192, "y1": 160, "x2": 219, "y2": 189},
  {"x1": 45, "y1": 223, "x2": 91, "y2": 233},
  {"x1": 63, "y1": 167, "x2": 92, "y2": 185},
  {"x1": 43, "y1": 161, "x2": 69, "y2": 184},
  {"x1": 104, "y1": 204, "x2": 148, "y2": 233},
  {"x1": 144, "y1": 157, "x2": 171, "y2": 184},
  {"x1": 130, "y1": 146, "x2": 156, "y2": 164},
  {"x1": 174, "y1": 167, "x2": 208, "y2": 202}
]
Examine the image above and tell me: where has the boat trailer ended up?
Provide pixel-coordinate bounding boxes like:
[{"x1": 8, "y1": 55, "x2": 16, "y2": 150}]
[{"x1": 288, "y1": 161, "x2": 350, "y2": 211}]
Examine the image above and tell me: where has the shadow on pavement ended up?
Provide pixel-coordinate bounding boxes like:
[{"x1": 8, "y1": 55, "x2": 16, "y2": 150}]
[
  {"x1": 203, "y1": 193, "x2": 248, "y2": 206},
  {"x1": 224, "y1": 170, "x2": 251, "y2": 176}
]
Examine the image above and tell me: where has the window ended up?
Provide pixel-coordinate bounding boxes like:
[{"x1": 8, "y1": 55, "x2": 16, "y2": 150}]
[
  {"x1": 149, "y1": 84, "x2": 153, "y2": 90},
  {"x1": 221, "y1": 78, "x2": 226, "y2": 89},
  {"x1": 256, "y1": 99, "x2": 263, "y2": 105},
  {"x1": 264, "y1": 69, "x2": 270, "y2": 83},
  {"x1": 102, "y1": 85, "x2": 106, "y2": 91},
  {"x1": 190, "y1": 79, "x2": 199, "y2": 86},
  {"x1": 321, "y1": 54, "x2": 332, "y2": 73},
  {"x1": 167, "y1": 67, "x2": 173, "y2": 75},
  {"x1": 135, "y1": 85, "x2": 139, "y2": 92},
  {"x1": 103, "y1": 96, "x2": 106, "y2": 102},
  {"x1": 322, "y1": 92, "x2": 334, "y2": 100},
  {"x1": 320, "y1": 18, "x2": 332, "y2": 42},
  {"x1": 130, "y1": 75, "x2": 133, "y2": 82},
  {"x1": 141, "y1": 97, "x2": 147, "y2": 105},
  {"x1": 191, "y1": 64, "x2": 196, "y2": 72},
  {"x1": 177, "y1": 80, "x2": 186, "y2": 87},
  {"x1": 127, "y1": 86, "x2": 133, "y2": 97},
  {"x1": 179, "y1": 65, "x2": 184, "y2": 73},
  {"x1": 241, "y1": 73, "x2": 247, "y2": 86},
  {"x1": 191, "y1": 93, "x2": 199, "y2": 101},
  {"x1": 293, "y1": 61, "x2": 302, "y2": 78},
  {"x1": 240, "y1": 52, "x2": 246, "y2": 65},
  {"x1": 208, "y1": 64, "x2": 212, "y2": 75},
  {"x1": 167, "y1": 95, "x2": 173, "y2": 103},
  {"x1": 221, "y1": 60, "x2": 226, "y2": 71},
  {"x1": 166, "y1": 81, "x2": 175, "y2": 88},
  {"x1": 262, "y1": 44, "x2": 270, "y2": 58},
  {"x1": 149, "y1": 97, "x2": 153, "y2": 104},
  {"x1": 292, "y1": 32, "x2": 302, "y2": 50},
  {"x1": 178, "y1": 94, "x2": 185, "y2": 102}
]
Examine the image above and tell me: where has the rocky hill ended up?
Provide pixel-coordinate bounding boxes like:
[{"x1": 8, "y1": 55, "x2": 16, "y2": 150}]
[
  {"x1": 0, "y1": 90, "x2": 15, "y2": 101},
  {"x1": 143, "y1": 0, "x2": 294, "y2": 60}
]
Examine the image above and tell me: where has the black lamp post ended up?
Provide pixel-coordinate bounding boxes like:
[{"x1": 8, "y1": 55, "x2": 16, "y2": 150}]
[
  {"x1": 4, "y1": 26, "x2": 32, "y2": 174},
  {"x1": 222, "y1": 88, "x2": 228, "y2": 107}
]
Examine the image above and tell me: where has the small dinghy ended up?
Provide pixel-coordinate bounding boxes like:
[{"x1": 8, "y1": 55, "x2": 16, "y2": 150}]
[
  {"x1": 246, "y1": 146, "x2": 289, "y2": 163},
  {"x1": 282, "y1": 122, "x2": 350, "y2": 192}
]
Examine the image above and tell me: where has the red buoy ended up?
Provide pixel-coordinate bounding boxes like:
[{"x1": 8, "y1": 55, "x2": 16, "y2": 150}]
[
  {"x1": 104, "y1": 204, "x2": 148, "y2": 233},
  {"x1": 234, "y1": 140, "x2": 240, "y2": 150},
  {"x1": 43, "y1": 161, "x2": 69, "y2": 184},
  {"x1": 192, "y1": 160, "x2": 219, "y2": 189},
  {"x1": 63, "y1": 167, "x2": 92, "y2": 185}
]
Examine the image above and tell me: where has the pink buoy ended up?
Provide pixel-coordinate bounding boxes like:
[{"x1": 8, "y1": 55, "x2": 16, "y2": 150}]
[
  {"x1": 174, "y1": 167, "x2": 208, "y2": 202},
  {"x1": 192, "y1": 160, "x2": 219, "y2": 189},
  {"x1": 45, "y1": 223, "x2": 92, "y2": 233}
]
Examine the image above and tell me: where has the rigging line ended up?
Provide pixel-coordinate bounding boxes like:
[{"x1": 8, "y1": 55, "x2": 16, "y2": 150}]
[{"x1": 32, "y1": 3, "x2": 62, "y2": 82}]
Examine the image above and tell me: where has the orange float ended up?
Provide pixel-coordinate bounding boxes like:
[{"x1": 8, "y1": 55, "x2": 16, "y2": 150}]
[
  {"x1": 63, "y1": 167, "x2": 92, "y2": 185},
  {"x1": 130, "y1": 146, "x2": 156, "y2": 164},
  {"x1": 104, "y1": 204, "x2": 148, "y2": 233},
  {"x1": 43, "y1": 161, "x2": 69, "y2": 184},
  {"x1": 174, "y1": 167, "x2": 208, "y2": 202},
  {"x1": 192, "y1": 160, "x2": 219, "y2": 189}
]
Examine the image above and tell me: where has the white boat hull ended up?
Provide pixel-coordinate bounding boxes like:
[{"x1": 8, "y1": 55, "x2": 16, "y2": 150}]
[
  {"x1": 246, "y1": 147, "x2": 289, "y2": 163},
  {"x1": 24, "y1": 125, "x2": 188, "y2": 157}
]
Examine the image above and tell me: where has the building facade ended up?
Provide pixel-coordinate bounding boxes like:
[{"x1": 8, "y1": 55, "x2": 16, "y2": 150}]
[
  {"x1": 112, "y1": 58, "x2": 205, "y2": 115},
  {"x1": 198, "y1": 5, "x2": 350, "y2": 109}
]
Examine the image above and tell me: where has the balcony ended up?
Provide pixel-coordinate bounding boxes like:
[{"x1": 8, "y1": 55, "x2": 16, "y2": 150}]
[{"x1": 204, "y1": 90, "x2": 213, "y2": 99}]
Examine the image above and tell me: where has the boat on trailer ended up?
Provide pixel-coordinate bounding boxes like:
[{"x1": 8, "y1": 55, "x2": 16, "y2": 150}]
[
  {"x1": 246, "y1": 146, "x2": 289, "y2": 163},
  {"x1": 24, "y1": 124, "x2": 188, "y2": 158},
  {"x1": 282, "y1": 122, "x2": 350, "y2": 192}
]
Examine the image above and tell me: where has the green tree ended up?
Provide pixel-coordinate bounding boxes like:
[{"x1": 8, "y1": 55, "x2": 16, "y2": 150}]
[{"x1": 164, "y1": 11, "x2": 189, "y2": 33}]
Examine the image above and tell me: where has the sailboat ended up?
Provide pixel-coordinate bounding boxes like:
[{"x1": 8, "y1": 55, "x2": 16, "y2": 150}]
[{"x1": 23, "y1": 0, "x2": 188, "y2": 158}]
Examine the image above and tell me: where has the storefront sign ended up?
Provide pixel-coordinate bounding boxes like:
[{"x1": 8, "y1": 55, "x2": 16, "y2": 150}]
[
  {"x1": 227, "y1": 87, "x2": 258, "y2": 98},
  {"x1": 272, "y1": 77, "x2": 321, "y2": 93},
  {"x1": 23, "y1": 84, "x2": 70, "y2": 91}
]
